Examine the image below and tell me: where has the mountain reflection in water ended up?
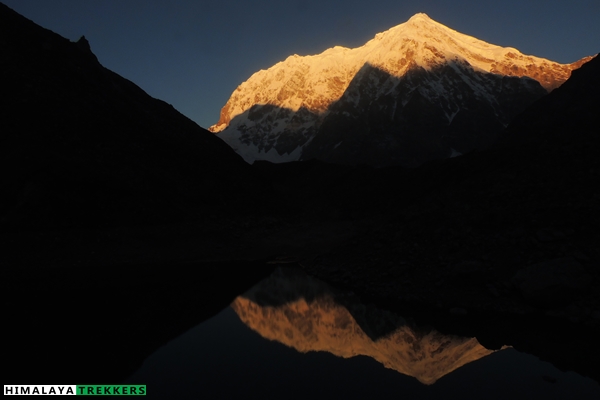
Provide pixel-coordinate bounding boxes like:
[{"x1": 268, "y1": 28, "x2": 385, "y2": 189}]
[
  {"x1": 125, "y1": 265, "x2": 600, "y2": 399},
  {"x1": 232, "y1": 267, "x2": 499, "y2": 384}
]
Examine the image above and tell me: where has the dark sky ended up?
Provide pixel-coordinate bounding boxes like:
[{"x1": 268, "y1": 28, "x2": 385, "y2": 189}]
[{"x1": 3, "y1": 0, "x2": 598, "y2": 129}]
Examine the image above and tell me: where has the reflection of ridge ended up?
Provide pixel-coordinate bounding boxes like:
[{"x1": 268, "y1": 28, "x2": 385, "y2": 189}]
[
  {"x1": 239, "y1": 267, "x2": 404, "y2": 341},
  {"x1": 232, "y1": 267, "x2": 501, "y2": 384}
]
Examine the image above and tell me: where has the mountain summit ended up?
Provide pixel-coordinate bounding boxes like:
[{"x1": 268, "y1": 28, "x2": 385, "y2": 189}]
[{"x1": 210, "y1": 13, "x2": 591, "y2": 166}]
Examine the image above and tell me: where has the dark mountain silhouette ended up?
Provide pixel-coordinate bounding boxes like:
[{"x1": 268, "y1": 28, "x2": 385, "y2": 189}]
[
  {"x1": 501, "y1": 53, "x2": 599, "y2": 145},
  {"x1": 0, "y1": 2, "x2": 265, "y2": 231},
  {"x1": 0, "y1": 2, "x2": 273, "y2": 383}
]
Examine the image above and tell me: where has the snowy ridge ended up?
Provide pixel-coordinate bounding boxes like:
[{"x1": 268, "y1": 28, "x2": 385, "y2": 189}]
[{"x1": 209, "y1": 13, "x2": 592, "y2": 165}]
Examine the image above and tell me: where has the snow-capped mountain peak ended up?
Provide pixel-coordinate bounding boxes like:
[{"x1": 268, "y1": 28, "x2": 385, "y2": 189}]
[{"x1": 209, "y1": 13, "x2": 592, "y2": 166}]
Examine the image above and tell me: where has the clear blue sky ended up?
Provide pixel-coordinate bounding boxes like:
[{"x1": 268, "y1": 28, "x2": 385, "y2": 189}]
[{"x1": 3, "y1": 0, "x2": 598, "y2": 129}]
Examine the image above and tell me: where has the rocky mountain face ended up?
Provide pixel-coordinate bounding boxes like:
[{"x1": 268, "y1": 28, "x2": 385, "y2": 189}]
[
  {"x1": 0, "y1": 3, "x2": 266, "y2": 231},
  {"x1": 211, "y1": 13, "x2": 590, "y2": 166},
  {"x1": 232, "y1": 268, "x2": 498, "y2": 384}
]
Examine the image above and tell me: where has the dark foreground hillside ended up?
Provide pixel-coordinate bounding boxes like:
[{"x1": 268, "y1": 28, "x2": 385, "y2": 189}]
[
  {"x1": 0, "y1": 2, "x2": 271, "y2": 383},
  {"x1": 0, "y1": 3, "x2": 267, "y2": 232}
]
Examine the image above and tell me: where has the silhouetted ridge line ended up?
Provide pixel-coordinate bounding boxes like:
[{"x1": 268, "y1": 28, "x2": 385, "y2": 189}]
[{"x1": 0, "y1": 2, "x2": 266, "y2": 230}]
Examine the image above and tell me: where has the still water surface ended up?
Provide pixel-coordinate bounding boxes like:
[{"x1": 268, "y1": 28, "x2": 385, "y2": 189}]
[{"x1": 125, "y1": 267, "x2": 599, "y2": 399}]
